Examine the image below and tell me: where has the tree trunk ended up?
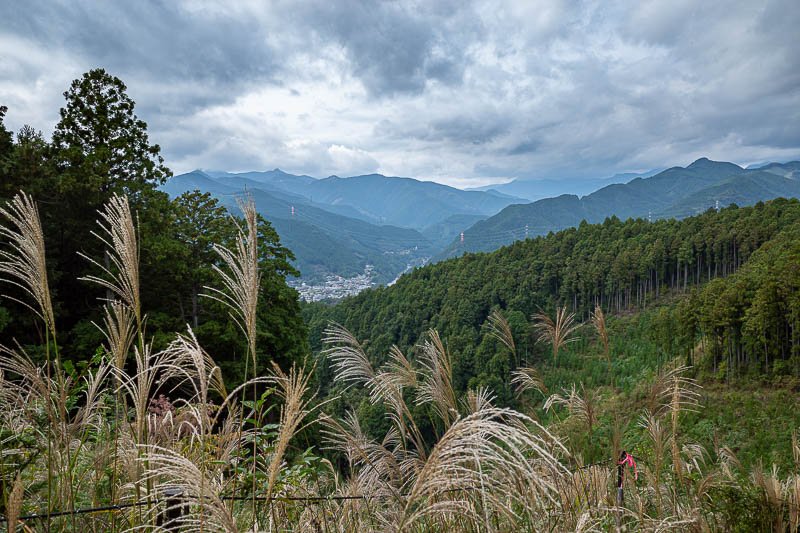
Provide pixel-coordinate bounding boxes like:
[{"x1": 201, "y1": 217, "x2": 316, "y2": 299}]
[{"x1": 192, "y1": 282, "x2": 199, "y2": 329}]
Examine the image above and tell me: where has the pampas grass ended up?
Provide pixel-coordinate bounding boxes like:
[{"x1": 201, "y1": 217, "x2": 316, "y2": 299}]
[
  {"x1": 532, "y1": 306, "x2": 581, "y2": 364},
  {"x1": 511, "y1": 366, "x2": 548, "y2": 398},
  {"x1": 79, "y1": 194, "x2": 142, "y2": 324},
  {"x1": 485, "y1": 309, "x2": 516, "y2": 361},
  {"x1": 202, "y1": 194, "x2": 261, "y2": 378},
  {"x1": 0, "y1": 192, "x2": 55, "y2": 335}
]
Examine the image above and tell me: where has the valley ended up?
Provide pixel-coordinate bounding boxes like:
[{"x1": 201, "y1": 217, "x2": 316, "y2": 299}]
[{"x1": 163, "y1": 158, "x2": 800, "y2": 300}]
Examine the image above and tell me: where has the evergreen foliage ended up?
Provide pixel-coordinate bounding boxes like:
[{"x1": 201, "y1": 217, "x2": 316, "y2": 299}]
[
  {"x1": 0, "y1": 70, "x2": 308, "y2": 383},
  {"x1": 305, "y1": 199, "x2": 800, "y2": 401}
]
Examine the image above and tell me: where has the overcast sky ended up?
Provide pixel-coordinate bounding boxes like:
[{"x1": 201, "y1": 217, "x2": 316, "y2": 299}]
[{"x1": 1, "y1": 1, "x2": 798, "y2": 188}]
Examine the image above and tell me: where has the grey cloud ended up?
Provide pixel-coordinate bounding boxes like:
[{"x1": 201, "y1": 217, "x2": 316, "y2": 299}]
[
  {"x1": 1, "y1": 0, "x2": 799, "y2": 183},
  {"x1": 509, "y1": 140, "x2": 540, "y2": 155},
  {"x1": 288, "y1": 0, "x2": 479, "y2": 96},
  {"x1": 2, "y1": 2, "x2": 281, "y2": 93}
]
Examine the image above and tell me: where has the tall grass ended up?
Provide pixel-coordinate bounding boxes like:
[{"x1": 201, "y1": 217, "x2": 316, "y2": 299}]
[{"x1": 2, "y1": 190, "x2": 800, "y2": 532}]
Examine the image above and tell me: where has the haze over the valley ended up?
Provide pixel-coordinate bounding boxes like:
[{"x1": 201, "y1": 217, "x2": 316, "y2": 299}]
[{"x1": 1, "y1": 0, "x2": 799, "y2": 188}]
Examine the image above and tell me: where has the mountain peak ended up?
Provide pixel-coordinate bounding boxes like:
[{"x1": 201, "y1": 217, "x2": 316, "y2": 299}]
[
  {"x1": 687, "y1": 157, "x2": 742, "y2": 171},
  {"x1": 687, "y1": 157, "x2": 712, "y2": 168}
]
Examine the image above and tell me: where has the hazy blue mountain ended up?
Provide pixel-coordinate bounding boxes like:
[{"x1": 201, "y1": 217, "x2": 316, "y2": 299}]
[
  {"x1": 421, "y1": 214, "x2": 488, "y2": 249},
  {"x1": 160, "y1": 170, "x2": 239, "y2": 197},
  {"x1": 468, "y1": 168, "x2": 663, "y2": 201},
  {"x1": 434, "y1": 159, "x2": 799, "y2": 260},
  {"x1": 202, "y1": 170, "x2": 525, "y2": 229},
  {"x1": 657, "y1": 170, "x2": 800, "y2": 218},
  {"x1": 297, "y1": 174, "x2": 522, "y2": 229},
  {"x1": 161, "y1": 173, "x2": 434, "y2": 283},
  {"x1": 207, "y1": 168, "x2": 317, "y2": 196},
  {"x1": 753, "y1": 161, "x2": 800, "y2": 178}
]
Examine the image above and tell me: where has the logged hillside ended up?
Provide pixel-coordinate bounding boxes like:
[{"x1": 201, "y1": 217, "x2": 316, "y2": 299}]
[
  {"x1": 305, "y1": 198, "x2": 800, "y2": 398},
  {"x1": 436, "y1": 159, "x2": 800, "y2": 259}
]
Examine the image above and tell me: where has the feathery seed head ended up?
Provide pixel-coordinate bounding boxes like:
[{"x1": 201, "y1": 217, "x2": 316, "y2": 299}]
[
  {"x1": 80, "y1": 194, "x2": 141, "y2": 320},
  {"x1": 0, "y1": 192, "x2": 55, "y2": 333}
]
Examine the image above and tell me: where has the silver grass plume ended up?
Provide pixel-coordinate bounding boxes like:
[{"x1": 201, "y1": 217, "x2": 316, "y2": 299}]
[
  {"x1": 399, "y1": 407, "x2": 570, "y2": 530},
  {"x1": 511, "y1": 366, "x2": 548, "y2": 398},
  {"x1": 0, "y1": 192, "x2": 55, "y2": 336},
  {"x1": 322, "y1": 321, "x2": 377, "y2": 386},
  {"x1": 135, "y1": 445, "x2": 239, "y2": 533},
  {"x1": 202, "y1": 194, "x2": 260, "y2": 374},
  {"x1": 95, "y1": 301, "x2": 136, "y2": 370},
  {"x1": 532, "y1": 306, "x2": 581, "y2": 364},
  {"x1": 544, "y1": 383, "x2": 600, "y2": 433},
  {"x1": 264, "y1": 362, "x2": 321, "y2": 501},
  {"x1": 79, "y1": 194, "x2": 142, "y2": 324},
  {"x1": 322, "y1": 323, "x2": 429, "y2": 463},
  {"x1": 485, "y1": 309, "x2": 516, "y2": 360},
  {"x1": 5, "y1": 474, "x2": 23, "y2": 533},
  {"x1": 416, "y1": 329, "x2": 458, "y2": 431}
]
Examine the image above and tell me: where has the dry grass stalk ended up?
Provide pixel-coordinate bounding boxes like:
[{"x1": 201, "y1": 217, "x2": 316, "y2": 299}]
[
  {"x1": 752, "y1": 462, "x2": 786, "y2": 533},
  {"x1": 461, "y1": 386, "x2": 495, "y2": 415},
  {"x1": 136, "y1": 445, "x2": 240, "y2": 533},
  {"x1": 0, "y1": 192, "x2": 55, "y2": 334},
  {"x1": 789, "y1": 474, "x2": 800, "y2": 532},
  {"x1": 113, "y1": 342, "x2": 177, "y2": 445},
  {"x1": 590, "y1": 306, "x2": 608, "y2": 355},
  {"x1": 323, "y1": 322, "x2": 376, "y2": 386},
  {"x1": 6, "y1": 474, "x2": 24, "y2": 533},
  {"x1": 511, "y1": 366, "x2": 548, "y2": 398},
  {"x1": 657, "y1": 365, "x2": 702, "y2": 416},
  {"x1": 545, "y1": 383, "x2": 600, "y2": 434},
  {"x1": 718, "y1": 445, "x2": 742, "y2": 481},
  {"x1": 485, "y1": 309, "x2": 516, "y2": 360},
  {"x1": 416, "y1": 329, "x2": 458, "y2": 431},
  {"x1": 323, "y1": 323, "x2": 427, "y2": 459},
  {"x1": 79, "y1": 194, "x2": 141, "y2": 323},
  {"x1": 264, "y1": 362, "x2": 320, "y2": 502},
  {"x1": 202, "y1": 193, "x2": 261, "y2": 375},
  {"x1": 590, "y1": 305, "x2": 614, "y2": 389},
  {"x1": 400, "y1": 407, "x2": 570, "y2": 530},
  {"x1": 96, "y1": 301, "x2": 136, "y2": 370},
  {"x1": 532, "y1": 306, "x2": 581, "y2": 364}
]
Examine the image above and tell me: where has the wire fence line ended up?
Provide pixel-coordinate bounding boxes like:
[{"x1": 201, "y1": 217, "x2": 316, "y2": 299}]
[
  {"x1": 0, "y1": 456, "x2": 624, "y2": 523},
  {"x1": 24, "y1": 453, "x2": 800, "y2": 526}
]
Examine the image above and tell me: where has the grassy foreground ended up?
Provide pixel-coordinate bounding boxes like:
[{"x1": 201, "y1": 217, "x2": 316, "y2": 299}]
[{"x1": 1, "y1": 191, "x2": 799, "y2": 532}]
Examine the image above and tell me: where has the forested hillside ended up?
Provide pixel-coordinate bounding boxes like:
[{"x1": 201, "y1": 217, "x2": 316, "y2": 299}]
[
  {"x1": 305, "y1": 198, "x2": 800, "y2": 400},
  {"x1": 436, "y1": 158, "x2": 800, "y2": 259}
]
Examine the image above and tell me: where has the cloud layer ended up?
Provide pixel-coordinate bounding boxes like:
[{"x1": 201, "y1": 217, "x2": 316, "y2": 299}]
[{"x1": 1, "y1": 0, "x2": 798, "y2": 186}]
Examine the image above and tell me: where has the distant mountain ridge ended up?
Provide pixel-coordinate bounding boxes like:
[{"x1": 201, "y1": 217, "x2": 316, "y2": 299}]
[
  {"x1": 199, "y1": 169, "x2": 525, "y2": 229},
  {"x1": 434, "y1": 158, "x2": 800, "y2": 260},
  {"x1": 162, "y1": 168, "x2": 529, "y2": 283},
  {"x1": 162, "y1": 158, "x2": 800, "y2": 286},
  {"x1": 468, "y1": 168, "x2": 664, "y2": 201},
  {"x1": 161, "y1": 170, "x2": 436, "y2": 283}
]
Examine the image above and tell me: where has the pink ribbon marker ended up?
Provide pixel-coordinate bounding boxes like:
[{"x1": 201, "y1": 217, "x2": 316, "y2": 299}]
[{"x1": 618, "y1": 453, "x2": 638, "y2": 481}]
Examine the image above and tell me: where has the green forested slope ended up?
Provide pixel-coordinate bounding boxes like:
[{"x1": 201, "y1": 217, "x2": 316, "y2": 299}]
[
  {"x1": 435, "y1": 159, "x2": 799, "y2": 259},
  {"x1": 305, "y1": 198, "x2": 800, "y2": 401}
]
